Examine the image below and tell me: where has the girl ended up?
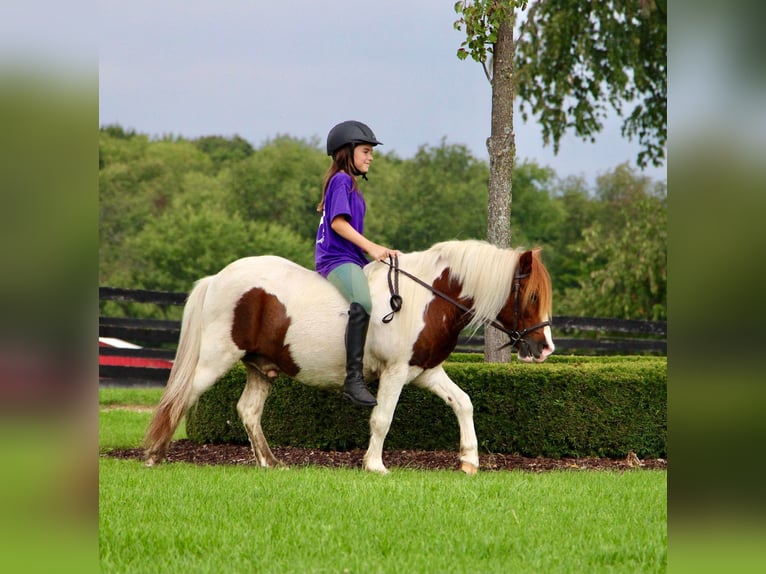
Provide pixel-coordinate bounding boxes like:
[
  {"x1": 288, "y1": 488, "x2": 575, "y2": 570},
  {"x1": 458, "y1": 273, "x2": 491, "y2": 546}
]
[{"x1": 315, "y1": 120, "x2": 400, "y2": 406}]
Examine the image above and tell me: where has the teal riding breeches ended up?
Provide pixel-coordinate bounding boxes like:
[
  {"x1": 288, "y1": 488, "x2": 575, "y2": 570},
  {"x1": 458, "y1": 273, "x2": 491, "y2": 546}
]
[{"x1": 326, "y1": 263, "x2": 372, "y2": 315}]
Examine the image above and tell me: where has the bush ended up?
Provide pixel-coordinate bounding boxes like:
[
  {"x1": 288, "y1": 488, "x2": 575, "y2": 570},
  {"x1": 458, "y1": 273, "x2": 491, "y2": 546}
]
[{"x1": 186, "y1": 356, "x2": 666, "y2": 458}]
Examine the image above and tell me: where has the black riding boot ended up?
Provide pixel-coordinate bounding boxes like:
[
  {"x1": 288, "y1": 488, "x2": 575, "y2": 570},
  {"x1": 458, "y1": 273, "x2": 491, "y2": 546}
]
[{"x1": 343, "y1": 302, "x2": 377, "y2": 407}]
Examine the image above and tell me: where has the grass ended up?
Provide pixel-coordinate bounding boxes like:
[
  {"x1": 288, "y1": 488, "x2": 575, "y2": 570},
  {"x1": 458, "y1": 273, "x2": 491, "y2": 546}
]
[
  {"x1": 99, "y1": 387, "x2": 185, "y2": 452},
  {"x1": 99, "y1": 388, "x2": 667, "y2": 573},
  {"x1": 99, "y1": 386, "x2": 165, "y2": 407}
]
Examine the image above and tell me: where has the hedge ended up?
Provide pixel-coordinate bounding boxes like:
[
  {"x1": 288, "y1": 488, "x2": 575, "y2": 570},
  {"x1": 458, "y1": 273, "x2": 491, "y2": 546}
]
[{"x1": 186, "y1": 355, "x2": 666, "y2": 459}]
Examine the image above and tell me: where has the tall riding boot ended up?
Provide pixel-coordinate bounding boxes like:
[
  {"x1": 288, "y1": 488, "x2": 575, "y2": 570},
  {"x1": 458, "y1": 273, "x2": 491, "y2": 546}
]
[{"x1": 343, "y1": 302, "x2": 377, "y2": 407}]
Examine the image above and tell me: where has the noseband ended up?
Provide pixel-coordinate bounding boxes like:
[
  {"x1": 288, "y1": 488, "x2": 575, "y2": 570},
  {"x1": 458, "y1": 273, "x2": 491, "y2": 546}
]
[{"x1": 381, "y1": 256, "x2": 550, "y2": 352}]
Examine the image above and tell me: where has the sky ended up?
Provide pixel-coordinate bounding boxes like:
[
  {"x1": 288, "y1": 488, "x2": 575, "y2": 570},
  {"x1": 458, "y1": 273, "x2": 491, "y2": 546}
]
[{"x1": 94, "y1": 0, "x2": 667, "y2": 185}]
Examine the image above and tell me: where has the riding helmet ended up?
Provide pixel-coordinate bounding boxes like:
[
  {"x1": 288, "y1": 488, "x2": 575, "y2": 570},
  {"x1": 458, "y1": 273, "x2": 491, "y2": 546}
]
[{"x1": 326, "y1": 120, "x2": 383, "y2": 156}]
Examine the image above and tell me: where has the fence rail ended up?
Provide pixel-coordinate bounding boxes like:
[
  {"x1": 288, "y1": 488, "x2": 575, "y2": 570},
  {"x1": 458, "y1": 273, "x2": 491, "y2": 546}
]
[{"x1": 99, "y1": 287, "x2": 666, "y2": 384}]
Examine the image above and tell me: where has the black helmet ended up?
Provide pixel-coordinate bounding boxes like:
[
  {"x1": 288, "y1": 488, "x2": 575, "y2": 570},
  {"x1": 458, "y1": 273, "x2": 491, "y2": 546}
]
[{"x1": 326, "y1": 120, "x2": 382, "y2": 156}]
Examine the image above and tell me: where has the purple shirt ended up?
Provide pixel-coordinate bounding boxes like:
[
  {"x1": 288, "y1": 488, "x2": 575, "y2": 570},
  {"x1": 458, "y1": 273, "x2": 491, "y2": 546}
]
[{"x1": 315, "y1": 172, "x2": 369, "y2": 277}]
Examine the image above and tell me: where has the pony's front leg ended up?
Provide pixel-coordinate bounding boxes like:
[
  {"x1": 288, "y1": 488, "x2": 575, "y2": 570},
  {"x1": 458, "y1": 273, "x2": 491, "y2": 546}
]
[
  {"x1": 363, "y1": 365, "x2": 410, "y2": 474},
  {"x1": 237, "y1": 365, "x2": 282, "y2": 468},
  {"x1": 412, "y1": 366, "x2": 479, "y2": 474}
]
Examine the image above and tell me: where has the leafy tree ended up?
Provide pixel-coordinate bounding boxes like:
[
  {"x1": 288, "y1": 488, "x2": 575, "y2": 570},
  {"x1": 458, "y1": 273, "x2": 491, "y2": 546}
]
[
  {"x1": 562, "y1": 193, "x2": 666, "y2": 320},
  {"x1": 193, "y1": 134, "x2": 254, "y2": 171},
  {"x1": 99, "y1": 131, "x2": 215, "y2": 282},
  {"x1": 113, "y1": 198, "x2": 313, "y2": 293},
  {"x1": 100, "y1": 123, "x2": 137, "y2": 140},
  {"x1": 98, "y1": 128, "x2": 666, "y2": 323},
  {"x1": 454, "y1": 0, "x2": 666, "y2": 361},
  {"x1": 99, "y1": 126, "x2": 148, "y2": 168},
  {"x1": 366, "y1": 140, "x2": 488, "y2": 253},
  {"x1": 225, "y1": 135, "x2": 326, "y2": 242},
  {"x1": 545, "y1": 175, "x2": 598, "y2": 293},
  {"x1": 508, "y1": 160, "x2": 560, "y2": 248},
  {"x1": 592, "y1": 162, "x2": 666, "y2": 241},
  {"x1": 516, "y1": 0, "x2": 667, "y2": 168},
  {"x1": 356, "y1": 150, "x2": 405, "y2": 247}
]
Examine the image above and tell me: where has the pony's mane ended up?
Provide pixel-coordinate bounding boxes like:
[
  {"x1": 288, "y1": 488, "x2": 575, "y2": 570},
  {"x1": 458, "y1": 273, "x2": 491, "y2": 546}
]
[
  {"x1": 525, "y1": 248, "x2": 553, "y2": 319},
  {"x1": 427, "y1": 240, "x2": 521, "y2": 331},
  {"x1": 422, "y1": 240, "x2": 553, "y2": 331}
]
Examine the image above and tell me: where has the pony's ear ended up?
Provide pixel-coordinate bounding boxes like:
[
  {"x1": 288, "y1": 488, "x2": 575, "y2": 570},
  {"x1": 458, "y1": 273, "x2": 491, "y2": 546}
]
[
  {"x1": 519, "y1": 250, "x2": 533, "y2": 275},
  {"x1": 519, "y1": 248, "x2": 542, "y2": 275}
]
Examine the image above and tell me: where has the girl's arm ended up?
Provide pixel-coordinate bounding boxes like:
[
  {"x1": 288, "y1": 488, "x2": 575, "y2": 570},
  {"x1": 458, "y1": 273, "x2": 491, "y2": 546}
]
[{"x1": 330, "y1": 216, "x2": 400, "y2": 262}]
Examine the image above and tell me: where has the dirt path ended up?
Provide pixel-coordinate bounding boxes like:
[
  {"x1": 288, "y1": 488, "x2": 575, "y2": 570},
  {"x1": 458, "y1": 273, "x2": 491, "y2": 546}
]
[{"x1": 106, "y1": 439, "x2": 667, "y2": 472}]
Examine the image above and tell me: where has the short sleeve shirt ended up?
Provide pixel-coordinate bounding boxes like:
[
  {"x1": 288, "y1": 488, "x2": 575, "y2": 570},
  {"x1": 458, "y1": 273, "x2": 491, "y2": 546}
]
[{"x1": 315, "y1": 172, "x2": 368, "y2": 277}]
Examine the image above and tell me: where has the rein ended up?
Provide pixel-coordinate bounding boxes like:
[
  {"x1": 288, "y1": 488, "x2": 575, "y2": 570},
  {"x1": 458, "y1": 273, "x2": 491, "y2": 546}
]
[{"x1": 380, "y1": 255, "x2": 550, "y2": 352}]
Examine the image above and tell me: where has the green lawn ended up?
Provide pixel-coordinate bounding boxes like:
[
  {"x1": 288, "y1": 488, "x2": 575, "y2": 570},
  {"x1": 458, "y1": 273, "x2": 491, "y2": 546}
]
[{"x1": 99, "y1": 388, "x2": 667, "y2": 573}]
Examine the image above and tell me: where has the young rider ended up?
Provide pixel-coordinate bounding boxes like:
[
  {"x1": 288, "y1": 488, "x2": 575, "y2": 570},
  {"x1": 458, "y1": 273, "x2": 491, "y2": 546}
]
[{"x1": 315, "y1": 120, "x2": 400, "y2": 407}]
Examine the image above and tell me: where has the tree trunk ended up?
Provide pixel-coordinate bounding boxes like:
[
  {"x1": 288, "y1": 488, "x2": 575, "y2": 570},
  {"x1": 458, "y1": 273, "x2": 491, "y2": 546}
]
[{"x1": 484, "y1": 9, "x2": 516, "y2": 363}]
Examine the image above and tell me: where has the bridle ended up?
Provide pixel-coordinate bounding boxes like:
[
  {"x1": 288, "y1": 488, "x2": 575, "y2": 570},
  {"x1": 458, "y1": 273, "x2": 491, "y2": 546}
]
[{"x1": 381, "y1": 255, "x2": 551, "y2": 353}]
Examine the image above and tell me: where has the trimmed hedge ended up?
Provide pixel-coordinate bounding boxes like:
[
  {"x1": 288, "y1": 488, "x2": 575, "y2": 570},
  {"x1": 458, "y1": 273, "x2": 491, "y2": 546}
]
[{"x1": 186, "y1": 356, "x2": 666, "y2": 458}]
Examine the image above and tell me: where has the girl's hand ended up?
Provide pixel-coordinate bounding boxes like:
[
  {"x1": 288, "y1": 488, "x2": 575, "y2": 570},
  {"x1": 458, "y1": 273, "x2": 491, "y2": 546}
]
[
  {"x1": 329, "y1": 217, "x2": 400, "y2": 262},
  {"x1": 368, "y1": 243, "x2": 401, "y2": 262}
]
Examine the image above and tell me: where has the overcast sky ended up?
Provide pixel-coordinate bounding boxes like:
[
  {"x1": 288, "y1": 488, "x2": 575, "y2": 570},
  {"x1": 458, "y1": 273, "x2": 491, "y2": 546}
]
[{"x1": 96, "y1": 0, "x2": 666, "y2": 184}]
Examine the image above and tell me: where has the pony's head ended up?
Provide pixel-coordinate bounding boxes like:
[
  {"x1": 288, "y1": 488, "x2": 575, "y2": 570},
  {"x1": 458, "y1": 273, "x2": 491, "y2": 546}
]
[
  {"x1": 426, "y1": 240, "x2": 555, "y2": 363},
  {"x1": 495, "y1": 248, "x2": 555, "y2": 362}
]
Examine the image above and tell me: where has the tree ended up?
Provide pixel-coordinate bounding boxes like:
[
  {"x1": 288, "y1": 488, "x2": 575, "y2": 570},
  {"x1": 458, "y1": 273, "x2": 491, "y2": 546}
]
[
  {"x1": 193, "y1": 134, "x2": 254, "y2": 171},
  {"x1": 455, "y1": 0, "x2": 520, "y2": 361},
  {"x1": 365, "y1": 141, "x2": 488, "y2": 253},
  {"x1": 225, "y1": 136, "x2": 326, "y2": 243},
  {"x1": 516, "y1": 0, "x2": 667, "y2": 168},
  {"x1": 118, "y1": 205, "x2": 313, "y2": 293},
  {"x1": 545, "y1": 175, "x2": 597, "y2": 293},
  {"x1": 507, "y1": 161, "x2": 559, "y2": 248},
  {"x1": 454, "y1": 0, "x2": 667, "y2": 361},
  {"x1": 556, "y1": 163, "x2": 666, "y2": 320},
  {"x1": 98, "y1": 128, "x2": 667, "y2": 324},
  {"x1": 563, "y1": 193, "x2": 667, "y2": 320},
  {"x1": 99, "y1": 130, "x2": 214, "y2": 283}
]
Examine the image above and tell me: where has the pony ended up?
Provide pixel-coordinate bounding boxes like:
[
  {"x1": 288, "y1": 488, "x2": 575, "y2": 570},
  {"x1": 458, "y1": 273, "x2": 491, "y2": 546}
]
[{"x1": 144, "y1": 240, "x2": 554, "y2": 474}]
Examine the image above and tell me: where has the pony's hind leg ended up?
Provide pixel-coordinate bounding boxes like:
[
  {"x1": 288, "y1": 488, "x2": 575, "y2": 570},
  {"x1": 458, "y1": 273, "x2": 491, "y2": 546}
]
[
  {"x1": 412, "y1": 366, "x2": 479, "y2": 474},
  {"x1": 237, "y1": 364, "x2": 281, "y2": 468}
]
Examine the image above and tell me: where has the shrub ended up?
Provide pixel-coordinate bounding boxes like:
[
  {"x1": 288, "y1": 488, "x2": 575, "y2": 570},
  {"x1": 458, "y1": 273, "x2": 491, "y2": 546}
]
[{"x1": 186, "y1": 356, "x2": 666, "y2": 458}]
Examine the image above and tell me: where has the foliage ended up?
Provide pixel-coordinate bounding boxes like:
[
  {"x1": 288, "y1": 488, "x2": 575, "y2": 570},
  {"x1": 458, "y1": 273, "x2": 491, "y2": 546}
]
[
  {"x1": 99, "y1": 131, "x2": 215, "y2": 282},
  {"x1": 454, "y1": 1, "x2": 667, "y2": 169},
  {"x1": 545, "y1": 175, "x2": 599, "y2": 291},
  {"x1": 561, "y1": 164, "x2": 667, "y2": 320},
  {"x1": 366, "y1": 140, "x2": 489, "y2": 252},
  {"x1": 186, "y1": 357, "x2": 667, "y2": 458},
  {"x1": 224, "y1": 135, "x2": 327, "y2": 242},
  {"x1": 98, "y1": 126, "x2": 667, "y2": 320},
  {"x1": 565, "y1": 196, "x2": 667, "y2": 321},
  {"x1": 515, "y1": 0, "x2": 667, "y2": 167},
  {"x1": 454, "y1": 0, "x2": 522, "y2": 78},
  {"x1": 116, "y1": 207, "x2": 313, "y2": 292},
  {"x1": 508, "y1": 161, "x2": 560, "y2": 248},
  {"x1": 192, "y1": 134, "x2": 254, "y2": 171}
]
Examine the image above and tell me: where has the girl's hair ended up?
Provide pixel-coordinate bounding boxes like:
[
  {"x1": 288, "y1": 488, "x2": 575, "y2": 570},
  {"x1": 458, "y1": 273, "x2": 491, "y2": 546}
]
[{"x1": 316, "y1": 145, "x2": 358, "y2": 212}]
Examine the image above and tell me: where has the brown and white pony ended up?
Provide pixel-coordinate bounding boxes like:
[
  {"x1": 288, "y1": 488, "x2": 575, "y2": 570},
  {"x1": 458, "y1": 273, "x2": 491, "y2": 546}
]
[{"x1": 144, "y1": 240, "x2": 554, "y2": 474}]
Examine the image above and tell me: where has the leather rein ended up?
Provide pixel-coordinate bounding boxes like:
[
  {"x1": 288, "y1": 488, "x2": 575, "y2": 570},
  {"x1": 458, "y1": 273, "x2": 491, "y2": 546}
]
[{"x1": 380, "y1": 255, "x2": 550, "y2": 352}]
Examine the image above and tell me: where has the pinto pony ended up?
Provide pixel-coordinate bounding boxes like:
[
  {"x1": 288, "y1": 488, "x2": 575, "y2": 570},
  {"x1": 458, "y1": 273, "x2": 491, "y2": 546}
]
[{"x1": 144, "y1": 240, "x2": 554, "y2": 474}]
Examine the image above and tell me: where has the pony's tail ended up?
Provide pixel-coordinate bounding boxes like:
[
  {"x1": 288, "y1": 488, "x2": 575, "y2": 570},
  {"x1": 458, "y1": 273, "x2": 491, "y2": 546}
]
[{"x1": 144, "y1": 276, "x2": 212, "y2": 466}]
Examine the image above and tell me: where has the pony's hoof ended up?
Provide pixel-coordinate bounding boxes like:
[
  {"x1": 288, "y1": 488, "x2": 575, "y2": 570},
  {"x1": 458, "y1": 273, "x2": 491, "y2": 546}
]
[
  {"x1": 460, "y1": 461, "x2": 479, "y2": 475},
  {"x1": 144, "y1": 455, "x2": 162, "y2": 467},
  {"x1": 364, "y1": 463, "x2": 390, "y2": 475}
]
